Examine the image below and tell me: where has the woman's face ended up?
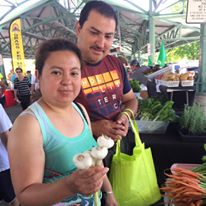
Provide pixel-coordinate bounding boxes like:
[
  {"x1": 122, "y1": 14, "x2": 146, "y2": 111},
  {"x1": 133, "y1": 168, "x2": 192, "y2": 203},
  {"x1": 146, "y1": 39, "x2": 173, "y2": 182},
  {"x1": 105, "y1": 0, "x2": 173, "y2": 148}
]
[{"x1": 39, "y1": 50, "x2": 81, "y2": 107}]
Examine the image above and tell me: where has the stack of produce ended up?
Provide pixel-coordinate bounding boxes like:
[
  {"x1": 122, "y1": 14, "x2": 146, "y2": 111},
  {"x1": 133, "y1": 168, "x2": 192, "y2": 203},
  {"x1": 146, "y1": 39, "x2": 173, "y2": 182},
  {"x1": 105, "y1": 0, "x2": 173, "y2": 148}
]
[
  {"x1": 179, "y1": 104, "x2": 206, "y2": 135},
  {"x1": 161, "y1": 163, "x2": 206, "y2": 206},
  {"x1": 137, "y1": 98, "x2": 177, "y2": 122}
]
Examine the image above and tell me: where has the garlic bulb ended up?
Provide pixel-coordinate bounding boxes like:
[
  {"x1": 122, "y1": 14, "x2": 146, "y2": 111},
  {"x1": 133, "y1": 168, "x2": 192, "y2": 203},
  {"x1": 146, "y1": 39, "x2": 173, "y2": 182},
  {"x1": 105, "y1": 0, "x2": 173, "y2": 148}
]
[
  {"x1": 97, "y1": 134, "x2": 114, "y2": 149},
  {"x1": 73, "y1": 152, "x2": 93, "y2": 169},
  {"x1": 90, "y1": 146, "x2": 108, "y2": 160}
]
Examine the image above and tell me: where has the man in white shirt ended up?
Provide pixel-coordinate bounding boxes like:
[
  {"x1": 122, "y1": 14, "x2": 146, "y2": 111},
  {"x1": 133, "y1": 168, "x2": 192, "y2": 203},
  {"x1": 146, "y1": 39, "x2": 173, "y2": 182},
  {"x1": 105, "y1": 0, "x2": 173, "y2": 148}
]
[{"x1": 0, "y1": 104, "x2": 19, "y2": 206}]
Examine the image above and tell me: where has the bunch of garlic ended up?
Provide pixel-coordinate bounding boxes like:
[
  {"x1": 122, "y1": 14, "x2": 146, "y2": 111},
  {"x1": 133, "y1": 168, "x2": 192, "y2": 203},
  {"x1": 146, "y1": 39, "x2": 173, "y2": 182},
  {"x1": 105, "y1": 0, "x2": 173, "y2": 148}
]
[
  {"x1": 73, "y1": 134, "x2": 114, "y2": 206},
  {"x1": 73, "y1": 134, "x2": 114, "y2": 168}
]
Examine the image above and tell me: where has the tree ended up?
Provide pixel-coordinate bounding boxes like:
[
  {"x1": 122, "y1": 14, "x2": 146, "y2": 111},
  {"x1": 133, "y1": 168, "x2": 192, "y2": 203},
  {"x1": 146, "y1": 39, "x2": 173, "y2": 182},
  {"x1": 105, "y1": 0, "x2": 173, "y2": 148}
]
[{"x1": 167, "y1": 41, "x2": 200, "y2": 62}]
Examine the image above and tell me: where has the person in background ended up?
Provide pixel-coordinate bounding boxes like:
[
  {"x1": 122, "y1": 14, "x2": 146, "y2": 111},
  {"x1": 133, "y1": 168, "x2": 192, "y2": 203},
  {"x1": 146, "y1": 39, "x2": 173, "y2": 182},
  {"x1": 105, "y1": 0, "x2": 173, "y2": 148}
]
[
  {"x1": 129, "y1": 59, "x2": 141, "y2": 79},
  {"x1": 0, "y1": 79, "x2": 6, "y2": 107},
  {"x1": 14, "y1": 68, "x2": 31, "y2": 110},
  {"x1": 75, "y1": 1, "x2": 138, "y2": 170},
  {"x1": 8, "y1": 39, "x2": 117, "y2": 206},
  {"x1": 7, "y1": 70, "x2": 16, "y2": 89},
  {"x1": 0, "y1": 104, "x2": 19, "y2": 206},
  {"x1": 26, "y1": 70, "x2": 32, "y2": 84}
]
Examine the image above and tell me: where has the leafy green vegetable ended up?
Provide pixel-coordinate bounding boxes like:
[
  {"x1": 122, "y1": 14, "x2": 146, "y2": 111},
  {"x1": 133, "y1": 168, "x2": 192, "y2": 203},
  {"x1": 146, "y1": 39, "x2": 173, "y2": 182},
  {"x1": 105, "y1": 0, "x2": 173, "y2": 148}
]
[
  {"x1": 129, "y1": 80, "x2": 141, "y2": 93},
  {"x1": 179, "y1": 104, "x2": 206, "y2": 135},
  {"x1": 137, "y1": 97, "x2": 177, "y2": 122}
]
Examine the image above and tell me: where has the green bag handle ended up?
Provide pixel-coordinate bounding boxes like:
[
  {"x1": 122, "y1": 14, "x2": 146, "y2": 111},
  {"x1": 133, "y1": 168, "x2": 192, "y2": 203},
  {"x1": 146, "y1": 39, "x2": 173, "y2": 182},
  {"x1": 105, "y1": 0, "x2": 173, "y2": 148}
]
[
  {"x1": 115, "y1": 111, "x2": 143, "y2": 156},
  {"x1": 123, "y1": 111, "x2": 142, "y2": 146}
]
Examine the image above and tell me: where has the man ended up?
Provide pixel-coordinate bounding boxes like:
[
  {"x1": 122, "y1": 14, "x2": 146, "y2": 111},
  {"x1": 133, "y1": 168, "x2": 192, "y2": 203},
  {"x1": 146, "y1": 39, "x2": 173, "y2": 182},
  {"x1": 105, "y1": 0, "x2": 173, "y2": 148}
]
[
  {"x1": 0, "y1": 104, "x2": 19, "y2": 206},
  {"x1": 14, "y1": 67, "x2": 31, "y2": 110},
  {"x1": 75, "y1": 1, "x2": 138, "y2": 143},
  {"x1": 130, "y1": 59, "x2": 140, "y2": 72}
]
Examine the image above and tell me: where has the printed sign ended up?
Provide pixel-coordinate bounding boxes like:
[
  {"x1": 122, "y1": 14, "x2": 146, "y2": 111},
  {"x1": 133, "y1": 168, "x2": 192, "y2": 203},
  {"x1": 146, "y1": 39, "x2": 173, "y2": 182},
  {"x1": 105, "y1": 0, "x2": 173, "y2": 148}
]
[
  {"x1": 9, "y1": 18, "x2": 26, "y2": 73},
  {"x1": 186, "y1": 0, "x2": 206, "y2": 23}
]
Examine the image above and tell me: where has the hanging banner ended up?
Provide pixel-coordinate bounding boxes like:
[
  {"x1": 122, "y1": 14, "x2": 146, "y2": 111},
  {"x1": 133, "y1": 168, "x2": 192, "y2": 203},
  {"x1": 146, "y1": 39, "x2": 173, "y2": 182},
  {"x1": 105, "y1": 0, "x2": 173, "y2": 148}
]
[{"x1": 9, "y1": 18, "x2": 26, "y2": 73}]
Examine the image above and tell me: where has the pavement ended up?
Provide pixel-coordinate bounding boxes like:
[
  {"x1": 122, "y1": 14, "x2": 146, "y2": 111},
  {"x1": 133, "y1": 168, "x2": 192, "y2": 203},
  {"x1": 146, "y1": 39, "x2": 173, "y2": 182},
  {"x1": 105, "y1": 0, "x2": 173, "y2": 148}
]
[{"x1": 5, "y1": 103, "x2": 22, "y2": 123}]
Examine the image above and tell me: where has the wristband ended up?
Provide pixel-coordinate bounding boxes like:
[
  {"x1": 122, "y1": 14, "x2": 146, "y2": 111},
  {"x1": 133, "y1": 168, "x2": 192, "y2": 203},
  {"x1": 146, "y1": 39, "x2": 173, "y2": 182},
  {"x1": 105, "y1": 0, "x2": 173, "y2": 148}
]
[
  {"x1": 105, "y1": 191, "x2": 113, "y2": 195},
  {"x1": 124, "y1": 108, "x2": 134, "y2": 118}
]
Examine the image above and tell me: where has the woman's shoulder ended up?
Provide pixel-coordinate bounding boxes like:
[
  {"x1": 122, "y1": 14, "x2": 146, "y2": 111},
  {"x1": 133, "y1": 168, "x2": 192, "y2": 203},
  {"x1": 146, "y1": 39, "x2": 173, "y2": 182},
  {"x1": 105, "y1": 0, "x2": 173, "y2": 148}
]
[{"x1": 14, "y1": 109, "x2": 38, "y2": 129}]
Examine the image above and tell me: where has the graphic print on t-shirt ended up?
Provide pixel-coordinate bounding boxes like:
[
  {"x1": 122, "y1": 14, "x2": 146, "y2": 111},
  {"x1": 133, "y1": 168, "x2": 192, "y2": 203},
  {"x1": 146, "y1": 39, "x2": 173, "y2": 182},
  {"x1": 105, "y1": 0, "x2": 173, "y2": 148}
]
[{"x1": 81, "y1": 69, "x2": 122, "y2": 120}]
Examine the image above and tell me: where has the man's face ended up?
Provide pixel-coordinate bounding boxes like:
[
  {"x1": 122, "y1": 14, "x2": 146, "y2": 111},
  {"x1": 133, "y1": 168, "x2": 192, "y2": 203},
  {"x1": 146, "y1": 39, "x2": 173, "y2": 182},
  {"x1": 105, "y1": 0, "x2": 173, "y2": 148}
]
[{"x1": 76, "y1": 10, "x2": 116, "y2": 64}]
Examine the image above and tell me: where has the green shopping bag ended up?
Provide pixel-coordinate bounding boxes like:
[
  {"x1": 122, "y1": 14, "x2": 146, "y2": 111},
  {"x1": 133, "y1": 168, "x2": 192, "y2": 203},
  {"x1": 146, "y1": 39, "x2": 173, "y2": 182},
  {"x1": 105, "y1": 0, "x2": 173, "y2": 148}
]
[{"x1": 109, "y1": 114, "x2": 161, "y2": 206}]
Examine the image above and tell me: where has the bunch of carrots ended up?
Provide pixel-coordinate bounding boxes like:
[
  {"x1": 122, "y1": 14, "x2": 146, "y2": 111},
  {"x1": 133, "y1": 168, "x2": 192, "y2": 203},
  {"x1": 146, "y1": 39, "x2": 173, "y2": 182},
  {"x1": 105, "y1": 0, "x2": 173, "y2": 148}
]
[{"x1": 161, "y1": 165, "x2": 206, "y2": 206}]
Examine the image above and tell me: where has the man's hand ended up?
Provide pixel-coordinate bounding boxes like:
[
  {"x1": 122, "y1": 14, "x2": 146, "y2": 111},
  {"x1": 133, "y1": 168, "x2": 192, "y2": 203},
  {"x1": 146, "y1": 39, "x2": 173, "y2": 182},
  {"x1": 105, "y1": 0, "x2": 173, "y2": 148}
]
[{"x1": 91, "y1": 119, "x2": 127, "y2": 141}]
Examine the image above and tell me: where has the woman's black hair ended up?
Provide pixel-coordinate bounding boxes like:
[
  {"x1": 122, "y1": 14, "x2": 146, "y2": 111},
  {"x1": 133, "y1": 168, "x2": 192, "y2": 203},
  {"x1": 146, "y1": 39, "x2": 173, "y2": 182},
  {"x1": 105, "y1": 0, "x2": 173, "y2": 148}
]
[
  {"x1": 35, "y1": 38, "x2": 83, "y2": 75},
  {"x1": 79, "y1": 1, "x2": 118, "y2": 29}
]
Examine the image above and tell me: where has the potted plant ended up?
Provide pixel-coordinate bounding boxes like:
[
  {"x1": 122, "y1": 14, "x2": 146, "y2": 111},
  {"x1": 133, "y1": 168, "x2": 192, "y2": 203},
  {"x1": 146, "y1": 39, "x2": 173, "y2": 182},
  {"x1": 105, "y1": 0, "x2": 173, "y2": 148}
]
[{"x1": 178, "y1": 104, "x2": 206, "y2": 141}]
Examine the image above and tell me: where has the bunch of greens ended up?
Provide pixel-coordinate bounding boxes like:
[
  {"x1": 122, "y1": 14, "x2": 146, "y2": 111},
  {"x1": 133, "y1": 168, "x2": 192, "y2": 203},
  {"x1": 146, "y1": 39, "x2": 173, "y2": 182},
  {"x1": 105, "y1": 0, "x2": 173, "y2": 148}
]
[
  {"x1": 179, "y1": 104, "x2": 206, "y2": 135},
  {"x1": 129, "y1": 80, "x2": 141, "y2": 93},
  {"x1": 137, "y1": 97, "x2": 177, "y2": 122}
]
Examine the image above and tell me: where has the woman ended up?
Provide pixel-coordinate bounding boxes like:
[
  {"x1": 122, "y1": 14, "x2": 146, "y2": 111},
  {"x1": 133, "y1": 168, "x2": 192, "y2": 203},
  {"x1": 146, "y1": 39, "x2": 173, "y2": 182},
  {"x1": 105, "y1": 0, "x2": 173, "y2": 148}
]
[
  {"x1": 14, "y1": 67, "x2": 31, "y2": 110},
  {"x1": 8, "y1": 39, "x2": 117, "y2": 206}
]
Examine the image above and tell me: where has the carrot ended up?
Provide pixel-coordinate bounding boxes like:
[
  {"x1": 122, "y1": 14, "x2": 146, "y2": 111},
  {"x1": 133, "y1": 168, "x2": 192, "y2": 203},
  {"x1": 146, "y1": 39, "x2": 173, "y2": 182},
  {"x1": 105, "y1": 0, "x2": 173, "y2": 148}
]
[
  {"x1": 172, "y1": 167, "x2": 201, "y2": 178},
  {"x1": 161, "y1": 166, "x2": 206, "y2": 205},
  {"x1": 165, "y1": 174, "x2": 200, "y2": 185}
]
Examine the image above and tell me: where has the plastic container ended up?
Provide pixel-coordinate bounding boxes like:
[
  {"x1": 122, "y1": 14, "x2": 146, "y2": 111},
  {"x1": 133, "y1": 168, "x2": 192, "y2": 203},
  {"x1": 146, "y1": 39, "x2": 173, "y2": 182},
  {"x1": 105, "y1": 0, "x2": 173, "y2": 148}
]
[
  {"x1": 164, "y1": 163, "x2": 201, "y2": 206},
  {"x1": 178, "y1": 129, "x2": 206, "y2": 142},
  {"x1": 157, "y1": 80, "x2": 180, "y2": 87},
  {"x1": 180, "y1": 80, "x2": 194, "y2": 87},
  {"x1": 136, "y1": 120, "x2": 169, "y2": 134},
  {"x1": 4, "y1": 89, "x2": 16, "y2": 108}
]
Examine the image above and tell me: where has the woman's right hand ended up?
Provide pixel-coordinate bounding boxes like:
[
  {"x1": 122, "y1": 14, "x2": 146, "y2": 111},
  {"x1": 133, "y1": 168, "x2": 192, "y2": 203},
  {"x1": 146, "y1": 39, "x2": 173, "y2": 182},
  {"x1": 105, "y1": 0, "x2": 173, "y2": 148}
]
[{"x1": 66, "y1": 166, "x2": 109, "y2": 196}]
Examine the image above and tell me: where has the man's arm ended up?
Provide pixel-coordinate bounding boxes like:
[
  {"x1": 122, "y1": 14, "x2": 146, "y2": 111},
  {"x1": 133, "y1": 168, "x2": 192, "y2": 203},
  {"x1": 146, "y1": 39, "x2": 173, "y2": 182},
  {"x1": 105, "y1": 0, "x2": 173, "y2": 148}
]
[
  {"x1": 114, "y1": 89, "x2": 138, "y2": 138},
  {"x1": 121, "y1": 89, "x2": 138, "y2": 117}
]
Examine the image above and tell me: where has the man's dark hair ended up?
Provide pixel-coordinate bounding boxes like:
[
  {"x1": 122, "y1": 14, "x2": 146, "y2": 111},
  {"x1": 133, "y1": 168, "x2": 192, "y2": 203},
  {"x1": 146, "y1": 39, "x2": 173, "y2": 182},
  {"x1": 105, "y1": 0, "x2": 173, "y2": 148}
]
[
  {"x1": 35, "y1": 39, "x2": 83, "y2": 75},
  {"x1": 15, "y1": 67, "x2": 23, "y2": 72},
  {"x1": 130, "y1": 59, "x2": 140, "y2": 67},
  {"x1": 79, "y1": 1, "x2": 118, "y2": 29}
]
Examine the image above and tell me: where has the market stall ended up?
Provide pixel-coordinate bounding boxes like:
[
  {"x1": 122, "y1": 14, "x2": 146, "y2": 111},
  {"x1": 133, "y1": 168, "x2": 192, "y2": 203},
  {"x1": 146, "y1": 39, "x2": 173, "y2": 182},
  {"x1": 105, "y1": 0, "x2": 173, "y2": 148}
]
[{"x1": 127, "y1": 124, "x2": 206, "y2": 186}]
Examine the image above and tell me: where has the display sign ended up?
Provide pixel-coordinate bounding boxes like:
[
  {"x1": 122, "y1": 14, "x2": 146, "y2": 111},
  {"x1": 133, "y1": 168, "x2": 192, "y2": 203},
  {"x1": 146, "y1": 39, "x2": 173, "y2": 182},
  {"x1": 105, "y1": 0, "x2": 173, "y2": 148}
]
[
  {"x1": 186, "y1": 0, "x2": 206, "y2": 23},
  {"x1": 9, "y1": 18, "x2": 26, "y2": 73}
]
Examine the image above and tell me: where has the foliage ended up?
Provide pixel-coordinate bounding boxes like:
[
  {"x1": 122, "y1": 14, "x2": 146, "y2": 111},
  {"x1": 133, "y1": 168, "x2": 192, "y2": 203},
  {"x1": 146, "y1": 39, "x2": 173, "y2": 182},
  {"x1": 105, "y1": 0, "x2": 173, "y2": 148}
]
[
  {"x1": 137, "y1": 97, "x2": 177, "y2": 122},
  {"x1": 167, "y1": 41, "x2": 200, "y2": 62},
  {"x1": 179, "y1": 104, "x2": 206, "y2": 135},
  {"x1": 129, "y1": 79, "x2": 141, "y2": 93}
]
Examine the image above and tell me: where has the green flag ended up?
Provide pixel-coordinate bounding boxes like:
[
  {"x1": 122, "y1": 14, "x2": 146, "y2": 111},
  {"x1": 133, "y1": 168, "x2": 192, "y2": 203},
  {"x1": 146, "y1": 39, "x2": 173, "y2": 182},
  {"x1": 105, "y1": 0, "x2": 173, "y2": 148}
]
[
  {"x1": 148, "y1": 56, "x2": 153, "y2": 66},
  {"x1": 157, "y1": 42, "x2": 167, "y2": 67}
]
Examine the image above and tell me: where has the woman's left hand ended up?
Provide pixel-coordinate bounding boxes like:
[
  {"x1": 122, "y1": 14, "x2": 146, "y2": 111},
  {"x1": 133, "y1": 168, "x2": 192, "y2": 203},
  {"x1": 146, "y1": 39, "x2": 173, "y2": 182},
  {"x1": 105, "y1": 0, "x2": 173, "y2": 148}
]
[{"x1": 104, "y1": 193, "x2": 118, "y2": 206}]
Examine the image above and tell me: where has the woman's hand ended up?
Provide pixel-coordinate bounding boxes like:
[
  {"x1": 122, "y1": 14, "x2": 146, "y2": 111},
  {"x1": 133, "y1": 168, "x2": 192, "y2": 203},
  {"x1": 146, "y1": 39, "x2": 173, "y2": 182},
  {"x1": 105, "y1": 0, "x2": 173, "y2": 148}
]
[{"x1": 66, "y1": 166, "x2": 109, "y2": 196}]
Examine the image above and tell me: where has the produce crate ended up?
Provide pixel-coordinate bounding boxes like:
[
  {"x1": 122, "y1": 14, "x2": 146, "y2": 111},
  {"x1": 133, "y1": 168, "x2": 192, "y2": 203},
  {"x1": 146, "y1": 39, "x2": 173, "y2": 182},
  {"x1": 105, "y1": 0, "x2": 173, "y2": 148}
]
[
  {"x1": 180, "y1": 80, "x2": 194, "y2": 87},
  {"x1": 157, "y1": 80, "x2": 180, "y2": 87},
  {"x1": 136, "y1": 120, "x2": 169, "y2": 134}
]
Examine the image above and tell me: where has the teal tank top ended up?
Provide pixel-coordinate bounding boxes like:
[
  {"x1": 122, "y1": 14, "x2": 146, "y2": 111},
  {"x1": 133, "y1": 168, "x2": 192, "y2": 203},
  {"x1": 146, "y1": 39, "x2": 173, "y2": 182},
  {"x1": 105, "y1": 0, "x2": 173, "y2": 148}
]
[{"x1": 29, "y1": 102, "x2": 98, "y2": 205}]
